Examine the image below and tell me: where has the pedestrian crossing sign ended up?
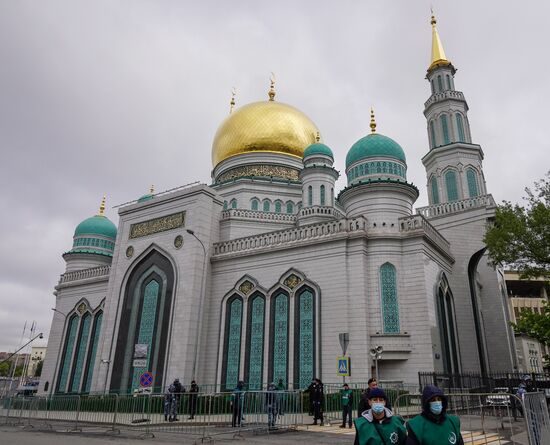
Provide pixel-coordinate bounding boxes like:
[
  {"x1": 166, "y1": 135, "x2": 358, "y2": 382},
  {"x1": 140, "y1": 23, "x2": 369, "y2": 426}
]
[{"x1": 337, "y1": 356, "x2": 351, "y2": 376}]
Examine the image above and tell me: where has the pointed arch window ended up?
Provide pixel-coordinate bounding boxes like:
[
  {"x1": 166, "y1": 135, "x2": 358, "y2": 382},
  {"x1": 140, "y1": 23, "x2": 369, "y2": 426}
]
[
  {"x1": 83, "y1": 311, "x2": 103, "y2": 392},
  {"x1": 331, "y1": 188, "x2": 334, "y2": 206},
  {"x1": 431, "y1": 176, "x2": 440, "y2": 204},
  {"x1": 275, "y1": 201, "x2": 282, "y2": 213},
  {"x1": 245, "y1": 294, "x2": 265, "y2": 390},
  {"x1": 437, "y1": 275, "x2": 460, "y2": 373},
  {"x1": 437, "y1": 75, "x2": 443, "y2": 92},
  {"x1": 68, "y1": 312, "x2": 92, "y2": 393},
  {"x1": 270, "y1": 292, "x2": 289, "y2": 386},
  {"x1": 223, "y1": 296, "x2": 243, "y2": 390},
  {"x1": 56, "y1": 314, "x2": 79, "y2": 392},
  {"x1": 445, "y1": 170, "x2": 459, "y2": 201},
  {"x1": 307, "y1": 186, "x2": 313, "y2": 206},
  {"x1": 466, "y1": 168, "x2": 479, "y2": 197},
  {"x1": 431, "y1": 79, "x2": 435, "y2": 94},
  {"x1": 320, "y1": 185, "x2": 326, "y2": 206},
  {"x1": 286, "y1": 201, "x2": 294, "y2": 214},
  {"x1": 263, "y1": 200, "x2": 270, "y2": 212},
  {"x1": 295, "y1": 288, "x2": 314, "y2": 389},
  {"x1": 223, "y1": 200, "x2": 228, "y2": 210},
  {"x1": 446, "y1": 75, "x2": 451, "y2": 90},
  {"x1": 251, "y1": 199, "x2": 259, "y2": 211},
  {"x1": 380, "y1": 263, "x2": 400, "y2": 333},
  {"x1": 441, "y1": 115, "x2": 450, "y2": 144},
  {"x1": 230, "y1": 199, "x2": 237, "y2": 209},
  {"x1": 456, "y1": 114, "x2": 465, "y2": 142}
]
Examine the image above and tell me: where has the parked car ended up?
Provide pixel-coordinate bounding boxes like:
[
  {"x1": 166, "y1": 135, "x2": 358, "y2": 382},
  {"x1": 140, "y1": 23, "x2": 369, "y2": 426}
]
[{"x1": 486, "y1": 388, "x2": 511, "y2": 407}]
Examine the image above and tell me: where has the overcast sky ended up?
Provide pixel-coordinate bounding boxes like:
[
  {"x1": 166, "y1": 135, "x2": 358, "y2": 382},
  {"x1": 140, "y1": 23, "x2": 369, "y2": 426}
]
[{"x1": 0, "y1": 1, "x2": 548, "y2": 352}]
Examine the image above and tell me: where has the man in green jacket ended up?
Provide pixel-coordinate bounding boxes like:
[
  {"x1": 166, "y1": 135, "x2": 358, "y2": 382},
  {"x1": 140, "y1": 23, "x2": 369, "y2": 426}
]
[
  {"x1": 340, "y1": 383, "x2": 354, "y2": 428},
  {"x1": 354, "y1": 388, "x2": 406, "y2": 445},
  {"x1": 406, "y1": 385, "x2": 464, "y2": 445}
]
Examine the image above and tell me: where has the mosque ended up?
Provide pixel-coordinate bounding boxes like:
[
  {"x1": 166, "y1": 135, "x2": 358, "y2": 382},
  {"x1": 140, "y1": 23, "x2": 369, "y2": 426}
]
[{"x1": 38, "y1": 15, "x2": 516, "y2": 394}]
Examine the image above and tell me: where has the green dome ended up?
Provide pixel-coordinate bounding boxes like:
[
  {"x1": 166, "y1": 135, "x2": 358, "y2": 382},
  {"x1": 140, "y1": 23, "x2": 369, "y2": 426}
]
[
  {"x1": 137, "y1": 194, "x2": 154, "y2": 203},
  {"x1": 74, "y1": 215, "x2": 117, "y2": 239},
  {"x1": 303, "y1": 142, "x2": 334, "y2": 159},
  {"x1": 346, "y1": 133, "x2": 406, "y2": 168}
]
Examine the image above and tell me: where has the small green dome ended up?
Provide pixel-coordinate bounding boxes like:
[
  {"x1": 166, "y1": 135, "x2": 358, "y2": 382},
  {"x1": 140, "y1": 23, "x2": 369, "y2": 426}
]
[
  {"x1": 346, "y1": 133, "x2": 406, "y2": 168},
  {"x1": 303, "y1": 142, "x2": 334, "y2": 159},
  {"x1": 74, "y1": 215, "x2": 117, "y2": 239},
  {"x1": 137, "y1": 194, "x2": 154, "y2": 203}
]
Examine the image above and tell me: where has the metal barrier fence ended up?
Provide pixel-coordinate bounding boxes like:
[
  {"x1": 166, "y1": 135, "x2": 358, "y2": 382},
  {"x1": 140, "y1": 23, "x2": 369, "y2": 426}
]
[
  {"x1": 0, "y1": 390, "x2": 303, "y2": 440},
  {"x1": 393, "y1": 391, "x2": 544, "y2": 445}
]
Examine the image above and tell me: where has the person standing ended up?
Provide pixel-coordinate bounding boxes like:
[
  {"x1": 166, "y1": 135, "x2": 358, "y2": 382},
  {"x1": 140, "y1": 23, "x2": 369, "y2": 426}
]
[
  {"x1": 164, "y1": 383, "x2": 176, "y2": 422},
  {"x1": 405, "y1": 385, "x2": 464, "y2": 445},
  {"x1": 354, "y1": 388, "x2": 407, "y2": 445},
  {"x1": 306, "y1": 379, "x2": 316, "y2": 415},
  {"x1": 340, "y1": 383, "x2": 354, "y2": 428},
  {"x1": 172, "y1": 378, "x2": 183, "y2": 421},
  {"x1": 188, "y1": 380, "x2": 199, "y2": 420},
  {"x1": 358, "y1": 378, "x2": 379, "y2": 418},
  {"x1": 353, "y1": 388, "x2": 406, "y2": 445},
  {"x1": 311, "y1": 378, "x2": 324, "y2": 426},
  {"x1": 231, "y1": 380, "x2": 245, "y2": 428}
]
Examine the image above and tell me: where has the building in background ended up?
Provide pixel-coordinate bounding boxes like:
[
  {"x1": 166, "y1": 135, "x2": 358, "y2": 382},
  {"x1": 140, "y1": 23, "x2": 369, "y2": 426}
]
[
  {"x1": 506, "y1": 270, "x2": 549, "y2": 373},
  {"x1": 38, "y1": 14, "x2": 517, "y2": 395},
  {"x1": 27, "y1": 345, "x2": 47, "y2": 377}
]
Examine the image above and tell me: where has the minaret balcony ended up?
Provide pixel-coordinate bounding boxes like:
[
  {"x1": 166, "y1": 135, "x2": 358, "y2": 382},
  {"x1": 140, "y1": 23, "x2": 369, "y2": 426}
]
[{"x1": 424, "y1": 90, "x2": 465, "y2": 109}]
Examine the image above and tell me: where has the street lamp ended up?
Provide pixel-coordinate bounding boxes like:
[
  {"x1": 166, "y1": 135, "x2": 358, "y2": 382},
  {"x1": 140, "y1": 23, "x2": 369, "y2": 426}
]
[
  {"x1": 186, "y1": 229, "x2": 208, "y2": 381},
  {"x1": 370, "y1": 345, "x2": 383, "y2": 382},
  {"x1": 49, "y1": 308, "x2": 67, "y2": 395}
]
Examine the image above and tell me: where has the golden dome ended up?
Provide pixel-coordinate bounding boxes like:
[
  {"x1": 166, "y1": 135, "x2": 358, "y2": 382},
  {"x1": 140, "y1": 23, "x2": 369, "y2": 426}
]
[{"x1": 212, "y1": 100, "x2": 320, "y2": 166}]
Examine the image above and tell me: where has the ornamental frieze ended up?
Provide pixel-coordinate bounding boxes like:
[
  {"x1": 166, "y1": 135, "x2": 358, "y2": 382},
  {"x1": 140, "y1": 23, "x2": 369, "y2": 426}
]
[
  {"x1": 217, "y1": 165, "x2": 299, "y2": 183},
  {"x1": 129, "y1": 212, "x2": 185, "y2": 239}
]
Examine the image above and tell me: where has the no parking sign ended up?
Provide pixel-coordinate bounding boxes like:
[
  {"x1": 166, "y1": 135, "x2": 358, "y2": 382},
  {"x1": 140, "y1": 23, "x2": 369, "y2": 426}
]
[{"x1": 139, "y1": 371, "x2": 154, "y2": 388}]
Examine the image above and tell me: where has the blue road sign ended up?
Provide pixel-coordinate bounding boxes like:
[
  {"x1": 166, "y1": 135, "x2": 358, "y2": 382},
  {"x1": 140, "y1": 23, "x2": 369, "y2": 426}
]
[
  {"x1": 139, "y1": 371, "x2": 154, "y2": 387},
  {"x1": 337, "y1": 356, "x2": 351, "y2": 376}
]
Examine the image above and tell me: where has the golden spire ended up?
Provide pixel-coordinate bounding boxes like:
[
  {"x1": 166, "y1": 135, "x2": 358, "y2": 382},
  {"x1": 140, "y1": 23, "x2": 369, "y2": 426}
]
[
  {"x1": 428, "y1": 9, "x2": 451, "y2": 71},
  {"x1": 268, "y1": 72, "x2": 276, "y2": 101},
  {"x1": 316, "y1": 131, "x2": 320, "y2": 142},
  {"x1": 98, "y1": 195, "x2": 106, "y2": 216},
  {"x1": 370, "y1": 107, "x2": 377, "y2": 133},
  {"x1": 229, "y1": 87, "x2": 236, "y2": 114}
]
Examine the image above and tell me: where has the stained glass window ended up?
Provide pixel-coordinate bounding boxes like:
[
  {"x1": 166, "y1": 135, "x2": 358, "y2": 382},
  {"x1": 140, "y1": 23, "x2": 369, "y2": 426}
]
[
  {"x1": 308, "y1": 186, "x2": 313, "y2": 206},
  {"x1": 441, "y1": 115, "x2": 450, "y2": 144},
  {"x1": 445, "y1": 170, "x2": 459, "y2": 201},
  {"x1": 225, "y1": 297, "x2": 243, "y2": 390},
  {"x1": 430, "y1": 121, "x2": 437, "y2": 148},
  {"x1": 69, "y1": 313, "x2": 92, "y2": 392},
  {"x1": 275, "y1": 201, "x2": 282, "y2": 213},
  {"x1": 83, "y1": 312, "x2": 103, "y2": 393},
  {"x1": 251, "y1": 199, "x2": 259, "y2": 211},
  {"x1": 231, "y1": 199, "x2": 237, "y2": 209},
  {"x1": 431, "y1": 177, "x2": 440, "y2": 204},
  {"x1": 286, "y1": 201, "x2": 294, "y2": 214},
  {"x1": 57, "y1": 315, "x2": 79, "y2": 392},
  {"x1": 263, "y1": 200, "x2": 270, "y2": 212},
  {"x1": 131, "y1": 280, "x2": 159, "y2": 390},
  {"x1": 320, "y1": 185, "x2": 325, "y2": 206},
  {"x1": 380, "y1": 263, "x2": 400, "y2": 333},
  {"x1": 247, "y1": 296, "x2": 265, "y2": 390},
  {"x1": 467, "y1": 168, "x2": 479, "y2": 197},
  {"x1": 272, "y1": 293, "x2": 288, "y2": 386},
  {"x1": 297, "y1": 289, "x2": 314, "y2": 389},
  {"x1": 456, "y1": 114, "x2": 465, "y2": 142}
]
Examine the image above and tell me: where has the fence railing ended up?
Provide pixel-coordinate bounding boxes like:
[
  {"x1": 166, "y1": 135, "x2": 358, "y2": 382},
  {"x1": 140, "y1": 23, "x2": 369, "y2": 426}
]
[{"x1": 0, "y1": 390, "x2": 303, "y2": 439}]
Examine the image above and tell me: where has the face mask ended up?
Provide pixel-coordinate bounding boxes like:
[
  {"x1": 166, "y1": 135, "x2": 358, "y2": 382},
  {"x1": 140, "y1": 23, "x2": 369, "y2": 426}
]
[
  {"x1": 430, "y1": 401, "x2": 443, "y2": 415},
  {"x1": 371, "y1": 402, "x2": 385, "y2": 414}
]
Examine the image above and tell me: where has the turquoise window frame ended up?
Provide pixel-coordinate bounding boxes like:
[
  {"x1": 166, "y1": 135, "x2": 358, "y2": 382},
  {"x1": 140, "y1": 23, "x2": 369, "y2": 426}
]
[
  {"x1": 69, "y1": 312, "x2": 92, "y2": 393},
  {"x1": 297, "y1": 288, "x2": 314, "y2": 389},
  {"x1": 445, "y1": 170, "x2": 459, "y2": 201},
  {"x1": 320, "y1": 185, "x2": 325, "y2": 206},
  {"x1": 57, "y1": 314, "x2": 79, "y2": 393},
  {"x1": 307, "y1": 186, "x2": 313, "y2": 206},
  {"x1": 246, "y1": 295, "x2": 265, "y2": 390},
  {"x1": 231, "y1": 199, "x2": 237, "y2": 209},
  {"x1": 251, "y1": 199, "x2": 259, "y2": 211},
  {"x1": 271, "y1": 292, "x2": 289, "y2": 386},
  {"x1": 441, "y1": 115, "x2": 450, "y2": 144},
  {"x1": 466, "y1": 168, "x2": 479, "y2": 197},
  {"x1": 286, "y1": 201, "x2": 294, "y2": 214},
  {"x1": 437, "y1": 75, "x2": 443, "y2": 92},
  {"x1": 431, "y1": 176, "x2": 440, "y2": 204},
  {"x1": 380, "y1": 263, "x2": 400, "y2": 334},
  {"x1": 263, "y1": 200, "x2": 270, "y2": 212},
  {"x1": 83, "y1": 311, "x2": 103, "y2": 393},
  {"x1": 224, "y1": 297, "x2": 243, "y2": 390},
  {"x1": 456, "y1": 114, "x2": 465, "y2": 142},
  {"x1": 275, "y1": 201, "x2": 282, "y2": 213}
]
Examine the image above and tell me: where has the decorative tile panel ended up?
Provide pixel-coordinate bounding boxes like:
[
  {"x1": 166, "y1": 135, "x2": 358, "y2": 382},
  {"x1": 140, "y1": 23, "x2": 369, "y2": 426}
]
[
  {"x1": 239, "y1": 280, "x2": 254, "y2": 295},
  {"x1": 380, "y1": 263, "x2": 400, "y2": 334},
  {"x1": 248, "y1": 296, "x2": 265, "y2": 390},
  {"x1": 298, "y1": 289, "x2": 314, "y2": 389},
  {"x1": 272, "y1": 293, "x2": 288, "y2": 385},
  {"x1": 129, "y1": 212, "x2": 185, "y2": 239},
  {"x1": 283, "y1": 274, "x2": 301, "y2": 289},
  {"x1": 225, "y1": 298, "x2": 243, "y2": 390}
]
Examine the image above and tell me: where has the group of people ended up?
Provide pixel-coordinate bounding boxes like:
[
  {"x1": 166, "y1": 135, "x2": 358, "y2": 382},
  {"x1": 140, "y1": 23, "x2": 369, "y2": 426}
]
[
  {"x1": 163, "y1": 378, "x2": 199, "y2": 422},
  {"x1": 344, "y1": 378, "x2": 464, "y2": 445}
]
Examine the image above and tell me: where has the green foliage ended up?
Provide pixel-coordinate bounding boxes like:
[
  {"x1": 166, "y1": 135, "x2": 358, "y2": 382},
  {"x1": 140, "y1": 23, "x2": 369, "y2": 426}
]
[
  {"x1": 0, "y1": 361, "x2": 10, "y2": 376},
  {"x1": 34, "y1": 359, "x2": 43, "y2": 377},
  {"x1": 513, "y1": 300, "x2": 550, "y2": 347},
  {"x1": 484, "y1": 171, "x2": 550, "y2": 280}
]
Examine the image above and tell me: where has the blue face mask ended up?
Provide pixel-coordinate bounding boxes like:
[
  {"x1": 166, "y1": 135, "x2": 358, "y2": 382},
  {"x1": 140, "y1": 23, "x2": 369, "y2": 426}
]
[
  {"x1": 371, "y1": 402, "x2": 385, "y2": 414},
  {"x1": 430, "y1": 401, "x2": 443, "y2": 415}
]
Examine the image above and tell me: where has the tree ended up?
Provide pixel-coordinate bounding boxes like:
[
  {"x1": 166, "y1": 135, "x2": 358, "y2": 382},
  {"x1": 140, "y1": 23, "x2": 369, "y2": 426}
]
[
  {"x1": 513, "y1": 301, "x2": 550, "y2": 347},
  {"x1": 484, "y1": 171, "x2": 550, "y2": 280},
  {"x1": 0, "y1": 362, "x2": 10, "y2": 377},
  {"x1": 34, "y1": 359, "x2": 43, "y2": 377}
]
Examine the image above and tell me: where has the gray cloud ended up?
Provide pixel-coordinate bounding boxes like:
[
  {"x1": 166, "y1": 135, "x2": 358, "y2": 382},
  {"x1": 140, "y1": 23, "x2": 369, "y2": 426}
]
[{"x1": 0, "y1": 0, "x2": 548, "y2": 350}]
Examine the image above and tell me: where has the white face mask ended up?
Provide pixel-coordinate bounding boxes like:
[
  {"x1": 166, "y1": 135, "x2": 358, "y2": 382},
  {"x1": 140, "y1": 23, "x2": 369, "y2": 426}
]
[{"x1": 371, "y1": 402, "x2": 385, "y2": 414}]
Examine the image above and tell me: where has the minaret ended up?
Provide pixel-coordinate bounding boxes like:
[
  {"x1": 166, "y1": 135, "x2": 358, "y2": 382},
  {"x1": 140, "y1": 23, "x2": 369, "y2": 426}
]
[{"x1": 422, "y1": 12, "x2": 487, "y2": 205}]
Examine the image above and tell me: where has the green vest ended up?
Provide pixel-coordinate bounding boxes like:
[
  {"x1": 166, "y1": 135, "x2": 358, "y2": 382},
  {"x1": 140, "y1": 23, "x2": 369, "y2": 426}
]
[
  {"x1": 354, "y1": 415, "x2": 407, "y2": 445},
  {"x1": 341, "y1": 389, "x2": 353, "y2": 406},
  {"x1": 407, "y1": 414, "x2": 461, "y2": 445}
]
